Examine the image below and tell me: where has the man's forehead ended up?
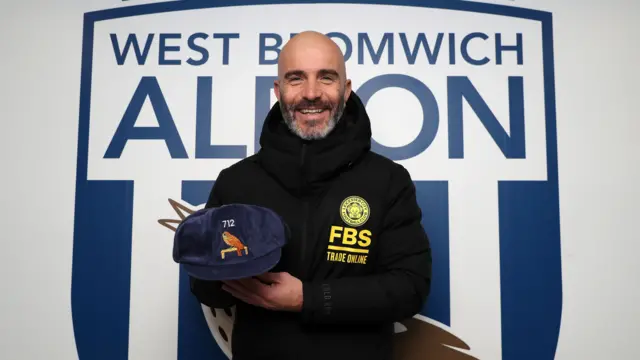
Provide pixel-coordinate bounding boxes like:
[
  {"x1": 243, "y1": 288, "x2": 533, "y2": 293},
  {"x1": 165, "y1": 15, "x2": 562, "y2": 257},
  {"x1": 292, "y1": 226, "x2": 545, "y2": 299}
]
[
  {"x1": 279, "y1": 48, "x2": 344, "y2": 78},
  {"x1": 279, "y1": 33, "x2": 346, "y2": 78},
  {"x1": 283, "y1": 46, "x2": 340, "y2": 65}
]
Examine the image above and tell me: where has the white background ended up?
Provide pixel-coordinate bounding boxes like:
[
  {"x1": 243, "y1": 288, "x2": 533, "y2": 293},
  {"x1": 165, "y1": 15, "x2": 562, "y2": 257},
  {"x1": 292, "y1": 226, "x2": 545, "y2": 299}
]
[{"x1": 1, "y1": 0, "x2": 638, "y2": 359}]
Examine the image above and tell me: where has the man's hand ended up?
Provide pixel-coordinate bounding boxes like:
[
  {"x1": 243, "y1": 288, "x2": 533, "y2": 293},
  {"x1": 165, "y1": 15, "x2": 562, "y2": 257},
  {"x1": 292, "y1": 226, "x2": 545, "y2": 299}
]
[{"x1": 221, "y1": 272, "x2": 303, "y2": 312}]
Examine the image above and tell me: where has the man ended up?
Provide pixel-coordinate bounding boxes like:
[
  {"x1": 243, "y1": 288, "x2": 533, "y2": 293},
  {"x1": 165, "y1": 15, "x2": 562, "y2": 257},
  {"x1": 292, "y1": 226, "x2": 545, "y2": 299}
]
[{"x1": 189, "y1": 31, "x2": 432, "y2": 360}]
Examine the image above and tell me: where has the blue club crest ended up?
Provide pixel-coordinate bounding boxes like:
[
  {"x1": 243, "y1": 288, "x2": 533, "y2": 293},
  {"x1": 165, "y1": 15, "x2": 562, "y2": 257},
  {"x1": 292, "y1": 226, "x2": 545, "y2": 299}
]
[{"x1": 71, "y1": 1, "x2": 562, "y2": 359}]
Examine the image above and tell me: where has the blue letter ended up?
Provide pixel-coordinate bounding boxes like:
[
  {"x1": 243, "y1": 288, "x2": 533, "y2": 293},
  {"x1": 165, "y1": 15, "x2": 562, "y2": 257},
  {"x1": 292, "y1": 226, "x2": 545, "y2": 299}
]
[
  {"x1": 461, "y1": 32, "x2": 490, "y2": 66},
  {"x1": 357, "y1": 74, "x2": 439, "y2": 160},
  {"x1": 195, "y1": 77, "x2": 247, "y2": 158},
  {"x1": 159, "y1": 33, "x2": 181, "y2": 65},
  {"x1": 358, "y1": 33, "x2": 394, "y2": 65},
  {"x1": 496, "y1": 33, "x2": 523, "y2": 65},
  {"x1": 449, "y1": 33, "x2": 456, "y2": 65},
  {"x1": 399, "y1": 33, "x2": 444, "y2": 65},
  {"x1": 254, "y1": 76, "x2": 278, "y2": 153},
  {"x1": 259, "y1": 33, "x2": 282, "y2": 65},
  {"x1": 105, "y1": 77, "x2": 187, "y2": 158},
  {"x1": 186, "y1": 33, "x2": 209, "y2": 66},
  {"x1": 214, "y1": 33, "x2": 239, "y2": 65},
  {"x1": 447, "y1": 76, "x2": 525, "y2": 159},
  {"x1": 110, "y1": 33, "x2": 154, "y2": 65}
]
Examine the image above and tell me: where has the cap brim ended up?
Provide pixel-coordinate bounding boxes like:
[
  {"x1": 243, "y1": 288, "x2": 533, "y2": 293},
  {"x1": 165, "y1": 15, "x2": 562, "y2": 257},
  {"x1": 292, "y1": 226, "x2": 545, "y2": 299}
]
[{"x1": 182, "y1": 247, "x2": 282, "y2": 281}]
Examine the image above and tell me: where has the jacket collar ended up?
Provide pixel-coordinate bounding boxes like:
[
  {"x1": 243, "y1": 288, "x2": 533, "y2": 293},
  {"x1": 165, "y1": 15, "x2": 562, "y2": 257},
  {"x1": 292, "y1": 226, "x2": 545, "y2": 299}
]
[{"x1": 256, "y1": 92, "x2": 372, "y2": 197}]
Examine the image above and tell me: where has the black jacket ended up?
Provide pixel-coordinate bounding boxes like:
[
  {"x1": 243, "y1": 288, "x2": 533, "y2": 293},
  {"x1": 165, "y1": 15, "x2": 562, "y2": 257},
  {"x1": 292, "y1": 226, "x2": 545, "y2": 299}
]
[{"x1": 189, "y1": 92, "x2": 432, "y2": 360}]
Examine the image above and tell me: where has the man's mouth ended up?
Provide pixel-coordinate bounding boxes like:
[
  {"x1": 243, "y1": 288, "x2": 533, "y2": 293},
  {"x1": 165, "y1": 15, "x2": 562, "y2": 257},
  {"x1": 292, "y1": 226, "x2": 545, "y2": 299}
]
[{"x1": 298, "y1": 108, "x2": 325, "y2": 114}]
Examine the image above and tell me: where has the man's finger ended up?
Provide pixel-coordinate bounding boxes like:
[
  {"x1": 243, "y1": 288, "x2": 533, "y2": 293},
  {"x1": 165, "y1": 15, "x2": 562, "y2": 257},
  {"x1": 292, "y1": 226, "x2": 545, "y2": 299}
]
[
  {"x1": 222, "y1": 283, "x2": 266, "y2": 307},
  {"x1": 224, "y1": 287, "x2": 256, "y2": 306},
  {"x1": 223, "y1": 279, "x2": 274, "y2": 303},
  {"x1": 223, "y1": 280, "x2": 254, "y2": 296},
  {"x1": 236, "y1": 277, "x2": 272, "y2": 297},
  {"x1": 255, "y1": 272, "x2": 279, "y2": 284},
  {"x1": 223, "y1": 279, "x2": 261, "y2": 294}
]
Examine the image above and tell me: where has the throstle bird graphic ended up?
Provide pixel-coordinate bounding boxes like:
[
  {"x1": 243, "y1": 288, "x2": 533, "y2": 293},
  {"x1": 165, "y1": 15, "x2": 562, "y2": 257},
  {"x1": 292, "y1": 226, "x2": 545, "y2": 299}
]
[
  {"x1": 159, "y1": 198, "x2": 479, "y2": 360},
  {"x1": 222, "y1": 231, "x2": 246, "y2": 256}
]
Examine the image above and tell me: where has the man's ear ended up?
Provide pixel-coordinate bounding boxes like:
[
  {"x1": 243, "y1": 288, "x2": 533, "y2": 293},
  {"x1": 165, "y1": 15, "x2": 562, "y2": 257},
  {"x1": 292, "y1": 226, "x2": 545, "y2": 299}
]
[
  {"x1": 273, "y1": 79, "x2": 281, "y2": 101},
  {"x1": 344, "y1": 79, "x2": 352, "y2": 102}
]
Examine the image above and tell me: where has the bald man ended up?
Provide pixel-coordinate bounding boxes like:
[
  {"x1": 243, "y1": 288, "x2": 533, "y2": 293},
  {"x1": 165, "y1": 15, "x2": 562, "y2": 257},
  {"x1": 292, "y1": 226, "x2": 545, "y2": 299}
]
[
  {"x1": 274, "y1": 31, "x2": 351, "y2": 140},
  {"x1": 189, "y1": 31, "x2": 432, "y2": 360}
]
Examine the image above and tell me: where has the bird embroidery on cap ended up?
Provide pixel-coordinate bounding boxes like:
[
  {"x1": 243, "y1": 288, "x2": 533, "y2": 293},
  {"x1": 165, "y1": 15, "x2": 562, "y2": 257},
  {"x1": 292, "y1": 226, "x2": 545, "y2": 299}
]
[{"x1": 221, "y1": 231, "x2": 249, "y2": 259}]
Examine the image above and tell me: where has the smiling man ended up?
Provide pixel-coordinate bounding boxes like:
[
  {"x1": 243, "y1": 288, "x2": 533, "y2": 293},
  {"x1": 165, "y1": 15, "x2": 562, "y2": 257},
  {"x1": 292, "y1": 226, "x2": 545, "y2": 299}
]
[
  {"x1": 188, "y1": 31, "x2": 432, "y2": 360},
  {"x1": 275, "y1": 31, "x2": 351, "y2": 140}
]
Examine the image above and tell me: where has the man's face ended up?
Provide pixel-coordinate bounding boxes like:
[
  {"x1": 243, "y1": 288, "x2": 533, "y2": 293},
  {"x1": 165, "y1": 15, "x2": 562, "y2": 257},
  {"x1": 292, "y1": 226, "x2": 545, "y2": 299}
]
[{"x1": 274, "y1": 44, "x2": 351, "y2": 140}]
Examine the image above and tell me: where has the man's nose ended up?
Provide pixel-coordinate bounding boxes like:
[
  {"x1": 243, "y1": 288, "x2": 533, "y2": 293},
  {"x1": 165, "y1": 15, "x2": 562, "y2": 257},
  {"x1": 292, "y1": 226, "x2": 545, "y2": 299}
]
[{"x1": 302, "y1": 82, "x2": 321, "y2": 100}]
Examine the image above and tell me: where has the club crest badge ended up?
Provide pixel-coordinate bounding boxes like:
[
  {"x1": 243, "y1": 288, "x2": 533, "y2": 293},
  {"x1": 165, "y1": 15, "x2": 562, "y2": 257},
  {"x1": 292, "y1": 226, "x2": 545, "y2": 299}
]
[{"x1": 340, "y1": 196, "x2": 370, "y2": 227}]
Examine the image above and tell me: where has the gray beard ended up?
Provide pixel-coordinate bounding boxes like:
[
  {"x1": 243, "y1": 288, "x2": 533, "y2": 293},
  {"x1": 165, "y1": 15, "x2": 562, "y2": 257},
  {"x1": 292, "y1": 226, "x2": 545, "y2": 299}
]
[{"x1": 279, "y1": 92, "x2": 346, "y2": 140}]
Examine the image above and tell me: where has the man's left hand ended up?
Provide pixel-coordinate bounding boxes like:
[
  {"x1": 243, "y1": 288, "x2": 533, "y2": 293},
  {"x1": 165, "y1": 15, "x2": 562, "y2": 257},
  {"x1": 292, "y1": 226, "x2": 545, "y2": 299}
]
[{"x1": 221, "y1": 272, "x2": 303, "y2": 312}]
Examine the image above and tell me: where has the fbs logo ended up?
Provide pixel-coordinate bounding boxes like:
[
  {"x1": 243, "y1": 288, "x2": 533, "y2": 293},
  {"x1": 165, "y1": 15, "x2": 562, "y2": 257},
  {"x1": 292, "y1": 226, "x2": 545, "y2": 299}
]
[
  {"x1": 340, "y1": 195, "x2": 370, "y2": 227},
  {"x1": 328, "y1": 196, "x2": 373, "y2": 265},
  {"x1": 327, "y1": 225, "x2": 371, "y2": 265}
]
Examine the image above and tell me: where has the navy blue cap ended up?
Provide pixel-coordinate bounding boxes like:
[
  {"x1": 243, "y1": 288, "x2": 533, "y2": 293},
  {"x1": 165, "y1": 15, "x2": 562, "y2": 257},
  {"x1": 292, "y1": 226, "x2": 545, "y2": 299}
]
[{"x1": 172, "y1": 204, "x2": 289, "y2": 281}]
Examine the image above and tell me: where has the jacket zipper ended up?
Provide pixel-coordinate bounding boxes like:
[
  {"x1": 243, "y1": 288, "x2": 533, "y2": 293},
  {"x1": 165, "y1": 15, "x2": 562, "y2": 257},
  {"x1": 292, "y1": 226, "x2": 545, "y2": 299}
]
[
  {"x1": 299, "y1": 144, "x2": 308, "y2": 279},
  {"x1": 300, "y1": 202, "x2": 309, "y2": 279}
]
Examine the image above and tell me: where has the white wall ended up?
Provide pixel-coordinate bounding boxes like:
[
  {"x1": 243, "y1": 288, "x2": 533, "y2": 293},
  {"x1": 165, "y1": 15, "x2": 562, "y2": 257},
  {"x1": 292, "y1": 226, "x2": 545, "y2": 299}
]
[{"x1": 1, "y1": 0, "x2": 638, "y2": 359}]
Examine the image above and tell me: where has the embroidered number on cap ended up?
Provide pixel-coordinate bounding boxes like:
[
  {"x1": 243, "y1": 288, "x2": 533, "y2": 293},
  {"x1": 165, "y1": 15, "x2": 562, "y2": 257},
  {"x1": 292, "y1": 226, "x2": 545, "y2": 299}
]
[{"x1": 222, "y1": 219, "x2": 235, "y2": 228}]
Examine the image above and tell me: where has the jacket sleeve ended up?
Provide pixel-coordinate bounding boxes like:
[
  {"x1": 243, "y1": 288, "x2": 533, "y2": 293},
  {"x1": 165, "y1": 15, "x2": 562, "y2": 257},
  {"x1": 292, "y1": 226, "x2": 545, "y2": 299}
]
[
  {"x1": 187, "y1": 170, "x2": 238, "y2": 309},
  {"x1": 300, "y1": 165, "x2": 432, "y2": 325}
]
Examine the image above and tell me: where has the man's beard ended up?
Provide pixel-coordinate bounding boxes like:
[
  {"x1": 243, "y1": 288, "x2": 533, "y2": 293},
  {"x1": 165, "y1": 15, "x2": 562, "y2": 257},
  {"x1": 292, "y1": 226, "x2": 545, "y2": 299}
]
[{"x1": 279, "y1": 90, "x2": 346, "y2": 140}]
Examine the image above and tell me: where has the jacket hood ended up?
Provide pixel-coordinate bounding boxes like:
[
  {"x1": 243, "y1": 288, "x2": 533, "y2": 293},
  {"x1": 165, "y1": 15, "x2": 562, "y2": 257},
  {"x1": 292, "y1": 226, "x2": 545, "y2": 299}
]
[{"x1": 257, "y1": 91, "x2": 372, "y2": 197}]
